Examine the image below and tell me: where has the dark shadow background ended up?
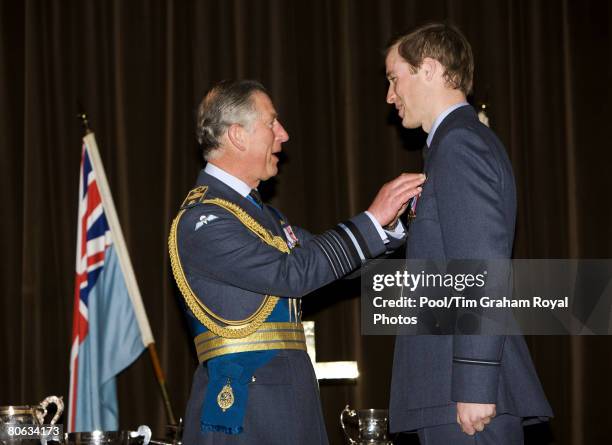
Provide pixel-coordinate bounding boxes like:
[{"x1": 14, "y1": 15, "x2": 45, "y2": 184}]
[{"x1": 1, "y1": 1, "x2": 611, "y2": 444}]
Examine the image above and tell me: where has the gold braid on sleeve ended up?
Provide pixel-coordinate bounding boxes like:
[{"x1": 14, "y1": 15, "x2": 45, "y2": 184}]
[{"x1": 168, "y1": 197, "x2": 290, "y2": 339}]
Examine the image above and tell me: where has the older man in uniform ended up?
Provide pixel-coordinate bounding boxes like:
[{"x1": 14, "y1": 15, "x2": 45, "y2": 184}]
[{"x1": 168, "y1": 79, "x2": 425, "y2": 444}]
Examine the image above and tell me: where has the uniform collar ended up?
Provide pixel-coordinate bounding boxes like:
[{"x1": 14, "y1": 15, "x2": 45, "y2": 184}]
[
  {"x1": 426, "y1": 102, "x2": 469, "y2": 147},
  {"x1": 204, "y1": 162, "x2": 253, "y2": 197}
]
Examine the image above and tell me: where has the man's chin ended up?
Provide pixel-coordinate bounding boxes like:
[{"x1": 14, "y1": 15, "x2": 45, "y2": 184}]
[
  {"x1": 265, "y1": 166, "x2": 279, "y2": 179},
  {"x1": 401, "y1": 117, "x2": 420, "y2": 130}
]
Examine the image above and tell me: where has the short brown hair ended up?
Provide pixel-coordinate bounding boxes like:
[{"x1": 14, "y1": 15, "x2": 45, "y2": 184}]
[{"x1": 390, "y1": 23, "x2": 474, "y2": 95}]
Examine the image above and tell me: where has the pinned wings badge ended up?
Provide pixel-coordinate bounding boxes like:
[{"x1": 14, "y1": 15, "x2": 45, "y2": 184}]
[{"x1": 195, "y1": 214, "x2": 219, "y2": 231}]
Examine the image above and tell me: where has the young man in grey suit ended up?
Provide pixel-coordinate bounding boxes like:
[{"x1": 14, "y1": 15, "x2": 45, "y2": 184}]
[
  {"x1": 169, "y1": 80, "x2": 425, "y2": 444},
  {"x1": 384, "y1": 23, "x2": 553, "y2": 444}
]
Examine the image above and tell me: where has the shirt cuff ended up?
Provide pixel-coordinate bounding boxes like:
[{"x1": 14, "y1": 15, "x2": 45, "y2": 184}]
[
  {"x1": 364, "y1": 211, "x2": 389, "y2": 244},
  {"x1": 386, "y1": 220, "x2": 406, "y2": 239}
]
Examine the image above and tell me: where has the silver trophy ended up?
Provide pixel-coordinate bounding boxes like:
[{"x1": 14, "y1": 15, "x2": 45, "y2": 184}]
[
  {"x1": 340, "y1": 405, "x2": 392, "y2": 445},
  {"x1": 65, "y1": 425, "x2": 151, "y2": 445},
  {"x1": 0, "y1": 395, "x2": 64, "y2": 444},
  {"x1": 0, "y1": 395, "x2": 64, "y2": 427}
]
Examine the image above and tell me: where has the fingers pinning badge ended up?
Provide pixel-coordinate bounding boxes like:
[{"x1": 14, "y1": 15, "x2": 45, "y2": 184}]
[{"x1": 195, "y1": 214, "x2": 219, "y2": 230}]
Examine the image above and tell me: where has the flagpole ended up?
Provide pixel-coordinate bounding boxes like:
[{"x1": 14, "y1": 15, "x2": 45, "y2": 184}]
[
  {"x1": 148, "y1": 344, "x2": 178, "y2": 426},
  {"x1": 77, "y1": 113, "x2": 177, "y2": 426}
]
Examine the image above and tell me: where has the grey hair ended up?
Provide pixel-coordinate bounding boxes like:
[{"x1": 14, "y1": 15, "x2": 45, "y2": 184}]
[{"x1": 196, "y1": 80, "x2": 268, "y2": 160}]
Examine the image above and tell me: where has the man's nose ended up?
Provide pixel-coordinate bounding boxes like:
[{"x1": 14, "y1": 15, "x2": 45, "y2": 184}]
[
  {"x1": 275, "y1": 122, "x2": 289, "y2": 142},
  {"x1": 386, "y1": 85, "x2": 396, "y2": 104}
]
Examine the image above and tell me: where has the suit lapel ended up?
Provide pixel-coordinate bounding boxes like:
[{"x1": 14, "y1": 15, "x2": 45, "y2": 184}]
[
  {"x1": 262, "y1": 207, "x2": 285, "y2": 237},
  {"x1": 423, "y1": 143, "x2": 433, "y2": 173}
]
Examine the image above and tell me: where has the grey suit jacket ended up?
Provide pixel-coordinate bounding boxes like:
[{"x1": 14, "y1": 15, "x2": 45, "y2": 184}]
[
  {"x1": 176, "y1": 170, "x2": 400, "y2": 444},
  {"x1": 389, "y1": 106, "x2": 553, "y2": 433}
]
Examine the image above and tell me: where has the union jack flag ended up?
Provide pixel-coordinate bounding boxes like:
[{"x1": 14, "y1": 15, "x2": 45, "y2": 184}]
[
  {"x1": 68, "y1": 135, "x2": 151, "y2": 432},
  {"x1": 68, "y1": 143, "x2": 109, "y2": 431}
]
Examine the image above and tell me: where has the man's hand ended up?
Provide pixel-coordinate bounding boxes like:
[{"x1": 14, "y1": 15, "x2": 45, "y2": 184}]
[
  {"x1": 456, "y1": 402, "x2": 496, "y2": 436},
  {"x1": 367, "y1": 173, "x2": 425, "y2": 227}
]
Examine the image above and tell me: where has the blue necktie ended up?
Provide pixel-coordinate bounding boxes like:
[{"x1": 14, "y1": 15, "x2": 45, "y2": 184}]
[{"x1": 248, "y1": 189, "x2": 263, "y2": 209}]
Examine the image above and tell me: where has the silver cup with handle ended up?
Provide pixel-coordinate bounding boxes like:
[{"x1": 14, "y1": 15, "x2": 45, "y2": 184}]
[
  {"x1": 65, "y1": 425, "x2": 151, "y2": 445},
  {"x1": 340, "y1": 405, "x2": 392, "y2": 445},
  {"x1": 0, "y1": 395, "x2": 64, "y2": 426},
  {"x1": 0, "y1": 395, "x2": 64, "y2": 443}
]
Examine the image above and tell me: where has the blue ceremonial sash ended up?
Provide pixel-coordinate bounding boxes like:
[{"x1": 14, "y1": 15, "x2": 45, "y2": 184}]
[{"x1": 182, "y1": 298, "x2": 290, "y2": 434}]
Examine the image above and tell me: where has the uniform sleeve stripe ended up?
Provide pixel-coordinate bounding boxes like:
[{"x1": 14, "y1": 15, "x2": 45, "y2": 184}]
[
  {"x1": 332, "y1": 227, "x2": 362, "y2": 267},
  {"x1": 453, "y1": 357, "x2": 501, "y2": 366},
  {"x1": 327, "y1": 230, "x2": 355, "y2": 271},
  {"x1": 321, "y1": 232, "x2": 350, "y2": 275},
  {"x1": 312, "y1": 238, "x2": 341, "y2": 279},
  {"x1": 319, "y1": 235, "x2": 347, "y2": 276},
  {"x1": 340, "y1": 220, "x2": 372, "y2": 259},
  {"x1": 337, "y1": 223, "x2": 366, "y2": 262}
]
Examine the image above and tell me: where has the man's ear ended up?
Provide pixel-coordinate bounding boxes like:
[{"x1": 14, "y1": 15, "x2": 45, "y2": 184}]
[
  {"x1": 227, "y1": 123, "x2": 248, "y2": 152},
  {"x1": 421, "y1": 57, "x2": 438, "y2": 82}
]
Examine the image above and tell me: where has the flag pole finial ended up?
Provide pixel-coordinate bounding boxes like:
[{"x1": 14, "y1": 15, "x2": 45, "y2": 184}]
[{"x1": 76, "y1": 111, "x2": 92, "y2": 135}]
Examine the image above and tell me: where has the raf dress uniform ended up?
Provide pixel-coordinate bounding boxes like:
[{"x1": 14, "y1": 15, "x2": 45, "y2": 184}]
[
  {"x1": 389, "y1": 105, "x2": 553, "y2": 443},
  {"x1": 169, "y1": 163, "x2": 405, "y2": 445}
]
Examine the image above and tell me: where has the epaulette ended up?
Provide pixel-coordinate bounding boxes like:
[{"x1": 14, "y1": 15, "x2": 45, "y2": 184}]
[{"x1": 180, "y1": 185, "x2": 209, "y2": 209}]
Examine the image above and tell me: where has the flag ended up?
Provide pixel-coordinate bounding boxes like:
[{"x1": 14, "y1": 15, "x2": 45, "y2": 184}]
[{"x1": 68, "y1": 133, "x2": 154, "y2": 432}]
